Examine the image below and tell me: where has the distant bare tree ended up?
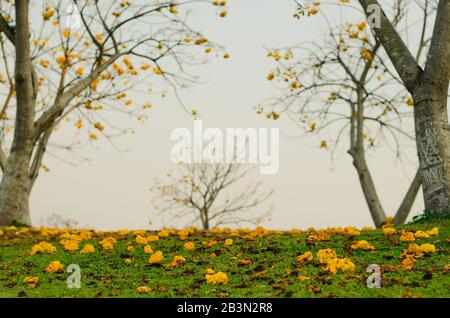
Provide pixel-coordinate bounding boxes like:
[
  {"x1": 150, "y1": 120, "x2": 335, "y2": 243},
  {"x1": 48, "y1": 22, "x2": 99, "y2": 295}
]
[
  {"x1": 151, "y1": 163, "x2": 273, "y2": 230},
  {"x1": 39, "y1": 212, "x2": 79, "y2": 228},
  {"x1": 261, "y1": 0, "x2": 434, "y2": 227}
]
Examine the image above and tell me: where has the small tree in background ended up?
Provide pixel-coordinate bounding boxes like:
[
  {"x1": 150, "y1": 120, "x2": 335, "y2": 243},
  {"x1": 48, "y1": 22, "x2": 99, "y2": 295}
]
[{"x1": 151, "y1": 163, "x2": 273, "y2": 230}]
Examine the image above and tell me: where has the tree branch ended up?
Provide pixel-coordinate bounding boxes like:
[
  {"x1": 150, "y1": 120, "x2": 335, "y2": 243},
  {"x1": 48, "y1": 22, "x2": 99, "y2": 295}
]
[{"x1": 359, "y1": 0, "x2": 421, "y2": 92}]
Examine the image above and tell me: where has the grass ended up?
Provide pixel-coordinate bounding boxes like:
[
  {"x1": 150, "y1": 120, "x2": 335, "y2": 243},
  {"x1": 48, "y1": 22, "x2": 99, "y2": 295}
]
[{"x1": 0, "y1": 218, "x2": 449, "y2": 298}]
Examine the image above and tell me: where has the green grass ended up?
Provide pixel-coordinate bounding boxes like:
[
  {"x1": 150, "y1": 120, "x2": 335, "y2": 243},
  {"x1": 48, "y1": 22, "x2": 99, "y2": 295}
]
[{"x1": 0, "y1": 219, "x2": 449, "y2": 298}]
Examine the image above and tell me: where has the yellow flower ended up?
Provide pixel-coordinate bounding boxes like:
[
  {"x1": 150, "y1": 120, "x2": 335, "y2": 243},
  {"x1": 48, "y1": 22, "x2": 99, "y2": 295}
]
[
  {"x1": 144, "y1": 245, "x2": 153, "y2": 254},
  {"x1": 80, "y1": 244, "x2": 94, "y2": 253},
  {"x1": 350, "y1": 240, "x2": 375, "y2": 251},
  {"x1": 414, "y1": 230, "x2": 430, "y2": 239},
  {"x1": 169, "y1": 5, "x2": 178, "y2": 14},
  {"x1": 426, "y1": 227, "x2": 439, "y2": 236},
  {"x1": 30, "y1": 242, "x2": 57, "y2": 255},
  {"x1": 63, "y1": 240, "x2": 79, "y2": 251},
  {"x1": 23, "y1": 277, "x2": 39, "y2": 284},
  {"x1": 296, "y1": 251, "x2": 313, "y2": 264},
  {"x1": 101, "y1": 241, "x2": 114, "y2": 250},
  {"x1": 317, "y1": 249, "x2": 337, "y2": 264},
  {"x1": 173, "y1": 255, "x2": 186, "y2": 263},
  {"x1": 298, "y1": 276, "x2": 311, "y2": 281},
  {"x1": 401, "y1": 256, "x2": 416, "y2": 270},
  {"x1": 135, "y1": 235, "x2": 148, "y2": 245},
  {"x1": 400, "y1": 231, "x2": 415, "y2": 242},
  {"x1": 205, "y1": 268, "x2": 215, "y2": 275},
  {"x1": 325, "y1": 258, "x2": 355, "y2": 274},
  {"x1": 124, "y1": 258, "x2": 132, "y2": 265},
  {"x1": 205, "y1": 272, "x2": 228, "y2": 285},
  {"x1": 383, "y1": 227, "x2": 396, "y2": 236},
  {"x1": 184, "y1": 242, "x2": 195, "y2": 251},
  {"x1": 137, "y1": 286, "x2": 152, "y2": 294},
  {"x1": 148, "y1": 251, "x2": 164, "y2": 264},
  {"x1": 147, "y1": 235, "x2": 159, "y2": 242},
  {"x1": 224, "y1": 239, "x2": 233, "y2": 246},
  {"x1": 419, "y1": 243, "x2": 436, "y2": 254},
  {"x1": 45, "y1": 261, "x2": 64, "y2": 273},
  {"x1": 43, "y1": 7, "x2": 55, "y2": 20},
  {"x1": 344, "y1": 227, "x2": 360, "y2": 236}
]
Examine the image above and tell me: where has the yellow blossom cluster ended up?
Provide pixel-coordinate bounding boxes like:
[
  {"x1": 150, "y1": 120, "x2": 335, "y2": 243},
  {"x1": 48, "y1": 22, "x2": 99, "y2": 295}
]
[
  {"x1": 45, "y1": 261, "x2": 64, "y2": 273},
  {"x1": 317, "y1": 249, "x2": 355, "y2": 275},
  {"x1": 205, "y1": 270, "x2": 228, "y2": 285},
  {"x1": 350, "y1": 240, "x2": 375, "y2": 251},
  {"x1": 30, "y1": 242, "x2": 57, "y2": 255}
]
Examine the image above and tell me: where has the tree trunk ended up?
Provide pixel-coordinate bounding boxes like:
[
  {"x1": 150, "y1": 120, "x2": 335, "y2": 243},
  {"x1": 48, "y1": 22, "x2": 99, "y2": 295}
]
[
  {"x1": 394, "y1": 168, "x2": 421, "y2": 225},
  {"x1": 0, "y1": 0, "x2": 36, "y2": 226},
  {"x1": 413, "y1": 85, "x2": 450, "y2": 214},
  {"x1": 0, "y1": 145, "x2": 33, "y2": 225},
  {"x1": 350, "y1": 152, "x2": 387, "y2": 228}
]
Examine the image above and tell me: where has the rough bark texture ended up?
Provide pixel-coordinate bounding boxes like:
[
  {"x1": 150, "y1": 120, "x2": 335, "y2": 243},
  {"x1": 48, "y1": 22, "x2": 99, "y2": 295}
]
[
  {"x1": 0, "y1": 0, "x2": 36, "y2": 226},
  {"x1": 0, "y1": 146, "x2": 33, "y2": 225},
  {"x1": 359, "y1": 0, "x2": 450, "y2": 215}
]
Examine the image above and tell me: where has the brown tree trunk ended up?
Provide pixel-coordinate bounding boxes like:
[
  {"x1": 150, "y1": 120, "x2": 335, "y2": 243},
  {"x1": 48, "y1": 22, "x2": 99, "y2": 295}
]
[
  {"x1": 0, "y1": 145, "x2": 33, "y2": 225},
  {"x1": 0, "y1": 0, "x2": 36, "y2": 225}
]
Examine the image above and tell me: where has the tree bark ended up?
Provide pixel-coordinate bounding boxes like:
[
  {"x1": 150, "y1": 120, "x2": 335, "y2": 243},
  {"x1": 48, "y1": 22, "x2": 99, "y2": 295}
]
[
  {"x1": 0, "y1": 0, "x2": 36, "y2": 225},
  {"x1": 350, "y1": 152, "x2": 386, "y2": 228},
  {"x1": 394, "y1": 168, "x2": 421, "y2": 225},
  {"x1": 0, "y1": 146, "x2": 33, "y2": 225},
  {"x1": 359, "y1": 0, "x2": 450, "y2": 215},
  {"x1": 413, "y1": 85, "x2": 450, "y2": 214}
]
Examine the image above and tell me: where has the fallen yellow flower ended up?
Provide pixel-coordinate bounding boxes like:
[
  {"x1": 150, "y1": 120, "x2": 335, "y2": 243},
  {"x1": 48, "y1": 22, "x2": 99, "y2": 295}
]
[
  {"x1": 296, "y1": 251, "x2": 313, "y2": 264},
  {"x1": 400, "y1": 232, "x2": 415, "y2": 242},
  {"x1": 350, "y1": 240, "x2": 375, "y2": 251},
  {"x1": 137, "y1": 286, "x2": 152, "y2": 294},
  {"x1": 148, "y1": 251, "x2": 164, "y2": 264},
  {"x1": 383, "y1": 228, "x2": 396, "y2": 236},
  {"x1": 23, "y1": 277, "x2": 39, "y2": 284},
  {"x1": 30, "y1": 242, "x2": 57, "y2": 255},
  {"x1": 205, "y1": 272, "x2": 228, "y2": 285},
  {"x1": 144, "y1": 245, "x2": 153, "y2": 254},
  {"x1": 80, "y1": 244, "x2": 94, "y2": 254},
  {"x1": 45, "y1": 261, "x2": 64, "y2": 273},
  {"x1": 184, "y1": 242, "x2": 195, "y2": 251}
]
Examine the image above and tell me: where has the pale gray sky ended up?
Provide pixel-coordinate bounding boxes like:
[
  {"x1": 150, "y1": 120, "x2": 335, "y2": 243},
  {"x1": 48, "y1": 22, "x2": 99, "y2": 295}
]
[{"x1": 31, "y1": 0, "x2": 426, "y2": 230}]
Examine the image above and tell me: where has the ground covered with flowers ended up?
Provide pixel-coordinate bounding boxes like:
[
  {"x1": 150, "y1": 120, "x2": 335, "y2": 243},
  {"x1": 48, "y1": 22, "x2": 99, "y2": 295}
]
[{"x1": 0, "y1": 219, "x2": 449, "y2": 298}]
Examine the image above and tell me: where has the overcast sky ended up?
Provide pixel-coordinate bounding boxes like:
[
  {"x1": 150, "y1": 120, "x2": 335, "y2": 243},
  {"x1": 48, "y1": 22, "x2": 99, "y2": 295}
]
[{"x1": 30, "y1": 0, "x2": 427, "y2": 230}]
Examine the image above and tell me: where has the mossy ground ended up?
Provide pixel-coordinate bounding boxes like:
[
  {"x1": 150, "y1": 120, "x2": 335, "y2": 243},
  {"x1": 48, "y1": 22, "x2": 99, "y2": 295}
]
[{"x1": 0, "y1": 219, "x2": 449, "y2": 298}]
